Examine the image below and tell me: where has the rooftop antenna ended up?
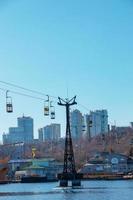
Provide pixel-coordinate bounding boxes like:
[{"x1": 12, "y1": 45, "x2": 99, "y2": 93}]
[{"x1": 67, "y1": 87, "x2": 69, "y2": 100}]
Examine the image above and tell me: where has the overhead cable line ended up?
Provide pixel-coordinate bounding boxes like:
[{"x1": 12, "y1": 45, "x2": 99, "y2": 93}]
[
  {"x1": 0, "y1": 80, "x2": 57, "y2": 99},
  {"x1": 77, "y1": 102, "x2": 90, "y2": 113},
  {"x1": 0, "y1": 87, "x2": 45, "y2": 101},
  {"x1": 0, "y1": 80, "x2": 91, "y2": 113},
  {"x1": 0, "y1": 87, "x2": 57, "y2": 119}
]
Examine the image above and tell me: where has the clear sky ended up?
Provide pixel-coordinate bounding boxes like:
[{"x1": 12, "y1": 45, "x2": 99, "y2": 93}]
[{"x1": 0, "y1": 0, "x2": 133, "y2": 140}]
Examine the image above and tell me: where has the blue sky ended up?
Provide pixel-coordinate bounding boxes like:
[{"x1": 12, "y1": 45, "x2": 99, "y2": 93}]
[{"x1": 0, "y1": 0, "x2": 133, "y2": 140}]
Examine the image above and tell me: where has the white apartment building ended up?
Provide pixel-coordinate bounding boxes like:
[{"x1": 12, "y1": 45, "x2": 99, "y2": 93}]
[
  {"x1": 85, "y1": 110, "x2": 108, "y2": 138},
  {"x1": 71, "y1": 109, "x2": 84, "y2": 139},
  {"x1": 38, "y1": 123, "x2": 61, "y2": 142}
]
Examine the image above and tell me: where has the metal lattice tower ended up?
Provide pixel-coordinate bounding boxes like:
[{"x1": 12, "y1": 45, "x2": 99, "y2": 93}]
[
  {"x1": 58, "y1": 96, "x2": 82, "y2": 187},
  {"x1": 58, "y1": 96, "x2": 77, "y2": 174}
]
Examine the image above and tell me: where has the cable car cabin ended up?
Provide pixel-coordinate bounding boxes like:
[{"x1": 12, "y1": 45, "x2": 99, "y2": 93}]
[
  {"x1": 44, "y1": 95, "x2": 49, "y2": 116},
  {"x1": 50, "y1": 101, "x2": 55, "y2": 119},
  {"x1": 6, "y1": 102, "x2": 13, "y2": 113},
  {"x1": 44, "y1": 106, "x2": 49, "y2": 116},
  {"x1": 6, "y1": 91, "x2": 13, "y2": 113},
  {"x1": 51, "y1": 110, "x2": 55, "y2": 119}
]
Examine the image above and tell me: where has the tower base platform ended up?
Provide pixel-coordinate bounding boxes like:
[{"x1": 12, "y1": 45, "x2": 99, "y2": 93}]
[{"x1": 58, "y1": 173, "x2": 83, "y2": 187}]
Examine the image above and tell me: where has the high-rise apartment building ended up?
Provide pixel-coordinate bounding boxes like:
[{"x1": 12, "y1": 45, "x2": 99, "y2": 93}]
[
  {"x1": 17, "y1": 116, "x2": 33, "y2": 142},
  {"x1": 38, "y1": 123, "x2": 61, "y2": 142},
  {"x1": 3, "y1": 116, "x2": 34, "y2": 144},
  {"x1": 43, "y1": 125, "x2": 53, "y2": 141},
  {"x1": 38, "y1": 128, "x2": 44, "y2": 142},
  {"x1": 70, "y1": 109, "x2": 83, "y2": 139},
  {"x1": 85, "y1": 110, "x2": 108, "y2": 138},
  {"x1": 50, "y1": 123, "x2": 61, "y2": 141}
]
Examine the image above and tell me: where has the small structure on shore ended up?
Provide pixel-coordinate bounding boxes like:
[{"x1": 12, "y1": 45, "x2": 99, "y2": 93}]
[
  {"x1": 9, "y1": 158, "x2": 63, "y2": 182},
  {"x1": 80, "y1": 151, "x2": 133, "y2": 179}
]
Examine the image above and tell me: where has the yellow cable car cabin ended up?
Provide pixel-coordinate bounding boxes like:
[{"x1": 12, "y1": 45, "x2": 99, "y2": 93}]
[
  {"x1": 44, "y1": 105, "x2": 49, "y2": 116},
  {"x1": 44, "y1": 95, "x2": 49, "y2": 116}
]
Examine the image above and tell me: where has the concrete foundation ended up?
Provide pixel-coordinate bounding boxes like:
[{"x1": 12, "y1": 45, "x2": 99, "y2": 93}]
[
  {"x1": 60, "y1": 180, "x2": 68, "y2": 187},
  {"x1": 72, "y1": 180, "x2": 81, "y2": 187}
]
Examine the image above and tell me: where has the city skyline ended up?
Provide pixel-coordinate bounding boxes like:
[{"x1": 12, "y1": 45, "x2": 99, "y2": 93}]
[
  {"x1": 1, "y1": 108, "x2": 133, "y2": 144},
  {"x1": 2, "y1": 108, "x2": 108, "y2": 140},
  {"x1": 0, "y1": 0, "x2": 133, "y2": 140}
]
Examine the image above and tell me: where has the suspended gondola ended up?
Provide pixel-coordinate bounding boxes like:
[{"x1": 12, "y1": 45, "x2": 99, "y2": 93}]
[
  {"x1": 50, "y1": 101, "x2": 55, "y2": 119},
  {"x1": 44, "y1": 95, "x2": 49, "y2": 116},
  {"x1": 6, "y1": 90, "x2": 13, "y2": 113}
]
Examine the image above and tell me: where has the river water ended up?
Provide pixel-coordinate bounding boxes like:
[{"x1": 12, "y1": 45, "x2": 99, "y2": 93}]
[{"x1": 0, "y1": 180, "x2": 133, "y2": 200}]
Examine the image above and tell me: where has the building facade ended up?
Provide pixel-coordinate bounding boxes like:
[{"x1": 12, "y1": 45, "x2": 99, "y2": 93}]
[
  {"x1": 85, "y1": 110, "x2": 108, "y2": 138},
  {"x1": 38, "y1": 128, "x2": 43, "y2": 142},
  {"x1": 80, "y1": 152, "x2": 133, "y2": 175},
  {"x1": 38, "y1": 123, "x2": 61, "y2": 142},
  {"x1": 70, "y1": 109, "x2": 84, "y2": 139},
  {"x1": 3, "y1": 116, "x2": 34, "y2": 144},
  {"x1": 9, "y1": 158, "x2": 63, "y2": 181},
  {"x1": 17, "y1": 116, "x2": 33, "y2": 143}
]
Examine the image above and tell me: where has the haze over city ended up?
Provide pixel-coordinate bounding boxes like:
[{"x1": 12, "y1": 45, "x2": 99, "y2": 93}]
[{"x1": 0, "y1": 0, "x2": 133, "y2": 141}]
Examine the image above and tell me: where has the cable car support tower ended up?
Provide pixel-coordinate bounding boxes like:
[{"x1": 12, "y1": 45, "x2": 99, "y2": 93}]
[{"x1": 58, "y1": 96, "x2": 82, "y2": 187}]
